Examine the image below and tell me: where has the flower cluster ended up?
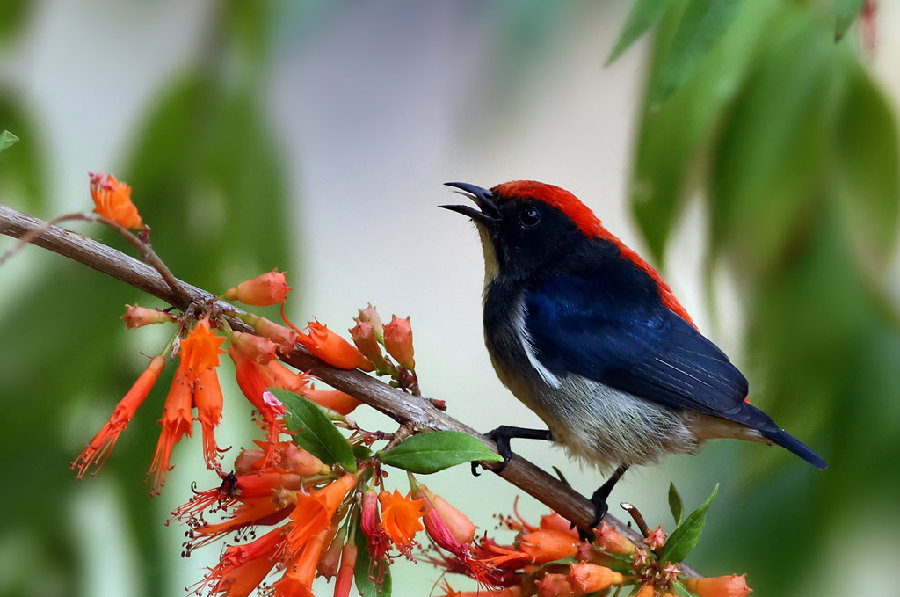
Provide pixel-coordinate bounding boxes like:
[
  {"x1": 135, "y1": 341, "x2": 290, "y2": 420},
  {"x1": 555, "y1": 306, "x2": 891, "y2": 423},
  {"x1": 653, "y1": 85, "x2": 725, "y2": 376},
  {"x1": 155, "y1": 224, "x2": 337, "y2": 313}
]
[{"x1": 70, "y1": 172, "x2": 752, "y2": 597}]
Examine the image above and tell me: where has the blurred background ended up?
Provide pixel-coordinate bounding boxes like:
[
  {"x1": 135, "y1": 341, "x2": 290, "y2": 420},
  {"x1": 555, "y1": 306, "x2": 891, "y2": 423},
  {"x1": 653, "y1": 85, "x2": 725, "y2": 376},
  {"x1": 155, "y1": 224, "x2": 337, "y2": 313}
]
[{"x1": 1, "y1": 1, "x2": 898, "y2": 596}]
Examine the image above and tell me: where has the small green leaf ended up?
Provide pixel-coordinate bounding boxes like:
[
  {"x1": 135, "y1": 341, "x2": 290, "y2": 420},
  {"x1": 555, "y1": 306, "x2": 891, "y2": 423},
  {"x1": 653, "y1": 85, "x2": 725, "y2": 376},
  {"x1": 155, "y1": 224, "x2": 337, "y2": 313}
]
[
  {"x1": 649, "y1": 0, "x2": 743, "y2": 109},
  {"x1": 0, "y1": 129, "x2": 18, "y2": 152},
  {"x1": 660, "y1": 484, "x2": 718, "y2": 563},
  {"x1": 271, "y1": 388, "x2": 357, "y2": 472},
  {"x1": 353, "y1": 444, "x2": 374, "y2": 461},
  {"x1": 668, "y1": 482, "x2": 684, "y2": 525},
  {"x1": 833, "y1": 0, "x2": 865, "y2": 40},
  {"x1": 670, "y1": 580, "x2": 696, "y2": 597},
  {"x1": 354, "y1": 518, "x2": 392, "y2": 597},
  {"x1": 376, "y1": 431, "x2": 503, "y2": 474},
  {"x1": 552, "y1": 466, "x2": 571, "y2": 487},
  {"x1": 607, "y1": 0, "x2": 675, "y2": 64}
]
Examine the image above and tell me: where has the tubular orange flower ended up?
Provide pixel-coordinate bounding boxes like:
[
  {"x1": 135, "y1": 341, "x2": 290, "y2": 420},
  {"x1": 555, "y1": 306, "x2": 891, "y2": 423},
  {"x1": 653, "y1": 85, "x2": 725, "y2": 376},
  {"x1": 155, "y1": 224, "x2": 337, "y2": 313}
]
[
  {"x1": 299, "y1": 386, "x2": 362, "y2": 415},
  {"x1": 224, "y1": 268, "x2": 291, "y2": 306},
  {"x1": 195, "y1": 367, "x2": 225, "y2": 469},
  {"x1": 594, "y1": 522, "x2": 635, "y2": 555},
  {"x1": 285, "y1": 473, "x2": 358, "y2": 551},
  {"x1": 266, "y1": 360, "x2": 310, "y2": 393},
  {"x1": 414, "y1": 483, "x2": 476, "y2": 545},
  {"x1": 229, "y1": 330, "x2": 278, "y2": 364},
  {"x1": 72, "y1": 354, "x2": 166, "y2": 478},
  {"x1": 633, "y1": 585, "x2": 656, "y2": 597},
  {"x1": 230, "y1": 344, "x2": 282, "y2": 459},
  {"x1": 684, "y1": 575, "x2": 752, "y2": 597},
  {"x1": 121, "y1": 304, "x2": 173, "y2": 329},
  {"x1": 568, "y1": 563, "x2": 623, "y2": 593},
  {"x1": 334, "y1": 541, "x2": 358, "y2": 597},
  {"x1": 196, "y1": 527, "x2": 283, "y2": 597},
  {"x1": 298, "y1": 321, "x2": 374, "y2": 371},
  {"x1": 539, "y1": 513, "x2": 578, "y2": 538},
  {"x1": 180, "y1": 319, "x2": 225, "y2": 373},
  {"x1": 272, "y1": 527, "x2": 331, "y2": 597},
  {"x1": 537, "y1": 572, "x2": 574, "y2": 597},
  {"x1": 89, "y1": 172, "x2": 143, "y2": 229},
  {"x1": 519, "y1": 530, "x2": 580, "y2": 563},
  {"x1": 253, "y1": 316, "x2": 297, "y2": 352},
  {"x1": 383, "y1": 315, "x2": 415, "y2": 369},
  {"x1": 378, "y1": 489, "x2": 425, "y2": 554},
  {"x1": 149, "y1": 363, "x2": 193, "y2": 491}
]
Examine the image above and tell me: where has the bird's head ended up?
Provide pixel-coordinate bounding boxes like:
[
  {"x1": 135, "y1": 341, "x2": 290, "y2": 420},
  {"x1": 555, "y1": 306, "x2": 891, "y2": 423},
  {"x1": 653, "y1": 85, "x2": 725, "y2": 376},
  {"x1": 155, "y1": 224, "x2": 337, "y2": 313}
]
[{"x1": 442, "y1": 180, "x2": 605, "y2": 282}]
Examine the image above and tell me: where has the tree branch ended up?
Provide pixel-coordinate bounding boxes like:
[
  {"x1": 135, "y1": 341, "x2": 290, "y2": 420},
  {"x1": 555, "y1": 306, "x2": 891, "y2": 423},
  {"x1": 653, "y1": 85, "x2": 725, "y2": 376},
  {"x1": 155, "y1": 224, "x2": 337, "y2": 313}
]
[{"x1": 0, "y1": 202, "x2": 700, "y2": 578}]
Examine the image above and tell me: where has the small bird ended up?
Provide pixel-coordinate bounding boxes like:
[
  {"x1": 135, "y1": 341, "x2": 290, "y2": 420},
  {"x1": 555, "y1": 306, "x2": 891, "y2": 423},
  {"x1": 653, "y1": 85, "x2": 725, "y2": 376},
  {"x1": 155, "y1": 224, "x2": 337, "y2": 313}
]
[{"x1": 442, "y1": 180, "x2": 827, "y2": 524}]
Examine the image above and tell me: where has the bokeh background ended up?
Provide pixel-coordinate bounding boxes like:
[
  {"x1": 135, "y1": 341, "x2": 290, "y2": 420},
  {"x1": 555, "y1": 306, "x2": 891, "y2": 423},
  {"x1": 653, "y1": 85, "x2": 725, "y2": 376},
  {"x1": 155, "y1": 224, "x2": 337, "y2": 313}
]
[{"x1": 1, "y1": 1, "x2": 898, "y2": 596}]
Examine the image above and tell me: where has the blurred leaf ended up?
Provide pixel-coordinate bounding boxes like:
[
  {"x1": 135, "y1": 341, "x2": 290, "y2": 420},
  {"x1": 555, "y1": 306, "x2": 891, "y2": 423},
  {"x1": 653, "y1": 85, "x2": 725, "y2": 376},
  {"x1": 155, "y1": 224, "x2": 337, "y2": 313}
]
[
  {"x1": 631, "y1": 0, "x2": 776, "y2": 262},
  {"x1": 833, "y1": 0, "x2": 865, "y2": 40},
  {"x1": 670, "y1": 581, "x2": 695, "y2": 597},
  {"x1": 660, "y1": 484, "x2": 718, "y2": 563},
  {"x1": 709, "y1": 10, "x2": 846, "y2": 279},
  {"x1": 275, "y1": 389, "x2": 357, "y2": 471},
  {"x1": 0, "y1": 0, "x2": 32, "y2": 46},
  {"x1": 354, "y1": 518, "x2": 392, "y2": 597},
  {"x1": 668, "y1": 482, "x2": 684, "y2": 525},
  {"x1": 377, "y1": 431, "x2": 503, "y2": 474},
  {"x1": 649, "y1": 0, "x2": 743, "y2": 110},
  {"x1": 0, "y1": 96, "x2": 47, "y2": 211},
  {"x1": 0, "y1": 129, "x2": 18, "y2": 151},
  {"x1": 833, "y1": 60, "x2": 899, "y2": 266},
  {"x1": 607, "y1": 0, "x2": 675, "y2": 64}
]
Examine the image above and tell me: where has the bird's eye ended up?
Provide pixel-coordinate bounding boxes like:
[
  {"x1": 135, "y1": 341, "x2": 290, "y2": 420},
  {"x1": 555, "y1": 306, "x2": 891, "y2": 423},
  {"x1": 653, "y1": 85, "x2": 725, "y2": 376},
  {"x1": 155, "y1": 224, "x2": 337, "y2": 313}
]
[{"x1": 518, "y1": 205, "x2": 541, "y2": 228}]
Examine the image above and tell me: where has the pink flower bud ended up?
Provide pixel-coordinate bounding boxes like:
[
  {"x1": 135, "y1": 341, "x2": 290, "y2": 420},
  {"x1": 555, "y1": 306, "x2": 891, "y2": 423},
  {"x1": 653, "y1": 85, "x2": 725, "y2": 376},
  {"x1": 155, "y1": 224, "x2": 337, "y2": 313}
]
[
  {"x1": 317, "y1": 527, "x2": 346, "y2": 579},
  {"x1": 350, "y1": 321, "x2": 388, "y2": 369},
  {"x1": 356, "y1": 303, "x2": 383, "y2": 342},
  {"x1": 415, "y1": 484, "x2": 476, "y2": 545},
  {"x1": 594, "y1": 522, "x2": 635, "y2": 555},
  {"x1": 568, "y1": 563, "x2": 623, "y2": 593},
  {"x1": 224, "y1": 268, "x2": 290, "y2": 306},
  {"x1": 383, "y1": 315, "x2": 415, "y2": 369},
  {"x1": 121, "y1": 305, "x2": 174, "y2": 329},
  {"x1": 283, "y1": 443, "x2": 328, "y2": 476}
]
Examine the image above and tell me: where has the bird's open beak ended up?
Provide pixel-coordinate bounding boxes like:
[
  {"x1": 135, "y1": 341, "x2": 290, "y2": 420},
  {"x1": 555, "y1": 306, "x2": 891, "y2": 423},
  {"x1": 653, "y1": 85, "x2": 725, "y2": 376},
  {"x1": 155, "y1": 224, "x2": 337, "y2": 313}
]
[{"x1": 441, "y1": 182, "x2": 501, "y2": 225}]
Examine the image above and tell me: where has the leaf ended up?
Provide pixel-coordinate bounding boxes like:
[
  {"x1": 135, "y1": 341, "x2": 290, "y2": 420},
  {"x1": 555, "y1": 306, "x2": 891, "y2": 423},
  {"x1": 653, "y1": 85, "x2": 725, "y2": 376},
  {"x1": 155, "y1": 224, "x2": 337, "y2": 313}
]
[
  {"x1": 660, "y1": 484, "x2": 718, "y2": 563},
  {"x1": 668, "y1": 482, "x2": 684, "y2": 525},
  {"x1": 0, "y1": 129, "x2": 18, "y2": 152},
  {"x1": 271, "y1": 388, "x2": 357, "y2": 471},
  {"x1": 833, "y1": 0, "x2": 866, "y2": 40},
  {"x1": 649, "y1": 0, "x2": 743, "y2": 110},
  {"x1": 670, "y1": 580, "x2": 696, "y2": 597},
  {"x1": 376, "y1": 431, "x2": 503, "y2": 474},
  {"x1": 607, "y1": 0, "x2": 675, "y2": 64},
  {"x1": 354, "y1": 519, "x2": 392, "y2": 597}
]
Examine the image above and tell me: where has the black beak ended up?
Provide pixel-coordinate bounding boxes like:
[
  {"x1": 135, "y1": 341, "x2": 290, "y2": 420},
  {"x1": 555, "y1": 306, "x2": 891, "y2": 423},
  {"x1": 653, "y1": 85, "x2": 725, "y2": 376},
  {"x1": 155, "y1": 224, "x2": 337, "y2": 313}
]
[{"x1": 441, "y1": 182, "x2": 501, "y2": 225}]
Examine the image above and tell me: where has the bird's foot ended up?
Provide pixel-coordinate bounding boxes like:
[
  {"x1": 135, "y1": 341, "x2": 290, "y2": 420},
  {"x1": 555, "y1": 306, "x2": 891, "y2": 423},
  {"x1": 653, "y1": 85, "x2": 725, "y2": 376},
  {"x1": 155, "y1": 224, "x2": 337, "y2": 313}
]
[{"x1": 470, "y1": 425, "x2": 552, "y2": 476}]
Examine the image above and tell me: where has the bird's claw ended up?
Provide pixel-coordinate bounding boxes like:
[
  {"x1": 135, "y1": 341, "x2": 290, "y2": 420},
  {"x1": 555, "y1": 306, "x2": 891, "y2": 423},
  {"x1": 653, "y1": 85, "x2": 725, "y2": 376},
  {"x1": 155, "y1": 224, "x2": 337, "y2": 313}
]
[{"x1": 470, "y1": 427, "x2": 515, "y2": 477}]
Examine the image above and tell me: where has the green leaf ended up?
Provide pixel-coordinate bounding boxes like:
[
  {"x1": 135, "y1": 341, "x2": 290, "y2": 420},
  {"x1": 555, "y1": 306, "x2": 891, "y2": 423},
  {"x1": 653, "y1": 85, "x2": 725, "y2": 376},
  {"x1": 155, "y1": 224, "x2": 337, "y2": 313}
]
[
  {"x1": 607, "y1": 0, "x2": 675, "y2": 64},
  {"x1": 670, "y1": 580, "x2": 697, "y2": 597},
  {"x1": 660, "y1": 484, "x2": 718, "y2": 563},
  {"x1": 649, "y1": 0, "x2": 743, "y2": 110},
  {"x1": 376, "y1": 431, "x2": 503, "y2": 474},
  {"x1": 354, "y1": 519, "x2": 392, "y2": 597},
  {"x1": 833, "y1": 0, "x2": 865, "y2": 40},
  {"x1": 271, "y1": 388, "x2": 357, "y2": 471},
  {"x1": 0, "y1": 129, "x2": 18, "y2": 152},
  {"x1": 668, "y1": 482, "x2": 684, "y2": 525}
]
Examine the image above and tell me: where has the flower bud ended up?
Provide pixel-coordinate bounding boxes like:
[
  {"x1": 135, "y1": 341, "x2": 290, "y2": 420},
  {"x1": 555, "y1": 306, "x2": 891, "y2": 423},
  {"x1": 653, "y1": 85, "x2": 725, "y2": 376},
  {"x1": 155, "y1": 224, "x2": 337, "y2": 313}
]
[
  {"x1": 253, "y1": 316, "x2": 297, "y2": 352},
  {"x1": 317, "y1": 527, "x2": 346, "y2": 579},
  {"x1": 539, "y1": 513, "x2": 578, "y2": 538},
  {"x1": 334, "y1": 541, "x2": 358, "y2": 597},
  {"x1": 298, "y1": 321, "x2": 374, "y2": 371},
  {"x1": 415, "y1": 484, "x2": 476, "y2": 545},
  {"x1": 684, "y1": 575, "x2": 752, "y2": 597},
  {"x1": 350, "y1": 321, "x2": 388, "y2": 369},
  {"x1": 594, "y1": 522, "x2": 635, "y2": 555},
  {"x1": 266, "y1": 361, "x2": 310, "y2": 393},
  {"x1": 520, "y1": 530, "x2": 580, "y2": 563},
  {"x1": 121, "y1": 305, "x2": 173, "y2": 329},
  {"x1": 632, "y1": 586, "x2": 655, "y2": 597},
  {"x1": 568, "y1": 563, "x2": 623, "y2": 593},
  {"x1": 224, "y1": 268, "x2": 290, "y2": 306},
  {"x1": 283, "y1": 443, "x2": 329, "y2": 476},
  {"x1": 229, "y1": 330, "x2": 278, "y2": 364},
  {"x1": 537, "y1": 573, "x2": 574, "y2": 597},
  {"x1": 646, "y1": 525, "x2": 667, "y2": 551},
  {"x1": 356, "y1": 303, "x2": 383, "y2": 342},
  {"x1": 383, "y1": 315, "x2": 415, "y2": 369}
]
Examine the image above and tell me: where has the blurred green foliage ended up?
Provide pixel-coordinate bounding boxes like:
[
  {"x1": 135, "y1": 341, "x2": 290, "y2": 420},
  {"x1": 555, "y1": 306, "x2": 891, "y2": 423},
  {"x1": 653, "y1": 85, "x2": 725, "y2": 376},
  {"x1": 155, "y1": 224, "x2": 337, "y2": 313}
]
[{"x1": 621, "y1": 0, "x2": 899, "y2": 594}]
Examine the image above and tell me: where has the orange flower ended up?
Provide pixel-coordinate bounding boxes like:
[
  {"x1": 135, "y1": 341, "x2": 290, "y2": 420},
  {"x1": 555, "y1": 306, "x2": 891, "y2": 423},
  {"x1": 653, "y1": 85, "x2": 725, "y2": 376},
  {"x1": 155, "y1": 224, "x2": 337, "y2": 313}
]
[
  {"x1": 195, "y1": 367, "x2": 225, "y2": 469},
  {"x1": 537, "y1": 573, "x2": 574, "y2": 597},
  {"x1": 684, "y1": 575, "x2": 752, "y2": 597},
  {"x1": 594, "y1": 522, "x2": 635, "y2": 555},
  {"x1": 378, "y1": 489, "x2": 425, "y2": 554},
  {"x1": 149, "y1": 360, "x2": 193, "y2": 491},
  {"x1": 519, "y1": 530, "x2": 580, "y2": 563},
  {"x1": 121, "y1": 304, "x2": 173, "y2": 329},
  {"x1": 383, "y1": 315, "x2": 415, "y2": 369},
  {"x1": 299, "y1": 386, "x2": 362, "y2": 415},
  {"x1": 71, "y1": 354, "x2": 166, "y2": 478},
  {"x1": 89, "y1": 172, "x2": 143, "y2": 229},
  {"x1": 298, "y1": 321, "x2": 374, "y2": 371},
  {"x1": 266, "y1": 360, "x2": 310, "y2": 392},
  {"x1": 224, "y1": 268, "x2": 290, "y2": 306},
  {"x1": 230, "y1": 344, "x2": 282, "y2": 460},
  {"x1": 350, "y1": 321, "x2": 387, "y2": 369},
  {"x1": 180, "y1": 319, "x2": 225, "y2": 373},
  {"x1": 334, "y1": 542, "x2": 359, "y2": 597},
  {"x1": 253, "y1": 316, "x2": 297, "y2": 352},
  {"x1": 632, "y1": 585, "x2": 656, "y2": 597},
  {"x1": 568, "y1": 563, "x2": 623, "y2": 593},
  {"x1": 229, "y1": 330, "x2": 278, "y2": 364},
  {"x1": 272, "y1": 527, "x2": 331, "y2": 597},
  {"x1": 198, "y1": 527, "x2": 283, "y2": 597},
  {"x1": 285, "y1": 473, "x2": 358, "y2": 551},
  {"x1": 415, "y1": 483, "x2": 476, "y2": 545},
  {"x1": 539, "y1": 513, "x2": 578, "y2": 538}
]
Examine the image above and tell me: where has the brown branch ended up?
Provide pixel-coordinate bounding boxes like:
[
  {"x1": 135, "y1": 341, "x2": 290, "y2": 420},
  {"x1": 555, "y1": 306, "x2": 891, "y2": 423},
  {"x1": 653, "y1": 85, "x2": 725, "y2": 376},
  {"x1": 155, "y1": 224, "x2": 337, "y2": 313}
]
[{"x1": 0, "y1": 202, "x2": 700, "y2": 578}]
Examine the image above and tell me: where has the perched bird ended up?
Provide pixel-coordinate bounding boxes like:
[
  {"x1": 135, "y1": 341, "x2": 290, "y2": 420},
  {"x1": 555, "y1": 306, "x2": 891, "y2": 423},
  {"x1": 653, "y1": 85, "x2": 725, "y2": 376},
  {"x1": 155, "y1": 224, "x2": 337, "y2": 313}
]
[{"x1": 442, "y1": 180, "x2": 827, "y2": 524}]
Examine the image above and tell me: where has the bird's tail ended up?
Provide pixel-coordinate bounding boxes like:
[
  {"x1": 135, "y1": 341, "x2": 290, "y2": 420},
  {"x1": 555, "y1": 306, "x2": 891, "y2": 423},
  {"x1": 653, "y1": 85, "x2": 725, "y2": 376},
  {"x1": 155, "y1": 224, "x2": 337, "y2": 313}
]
[{"x1": 760, "y1": 427, "x2": 828, "y2": 470}]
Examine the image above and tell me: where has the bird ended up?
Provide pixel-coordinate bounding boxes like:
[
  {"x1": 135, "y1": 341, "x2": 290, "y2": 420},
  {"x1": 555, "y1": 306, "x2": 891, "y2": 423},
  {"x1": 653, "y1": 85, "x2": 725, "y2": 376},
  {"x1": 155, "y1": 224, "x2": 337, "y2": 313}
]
[{"x1": 441, "y1": 180, "x2": 827, "y2": 527}]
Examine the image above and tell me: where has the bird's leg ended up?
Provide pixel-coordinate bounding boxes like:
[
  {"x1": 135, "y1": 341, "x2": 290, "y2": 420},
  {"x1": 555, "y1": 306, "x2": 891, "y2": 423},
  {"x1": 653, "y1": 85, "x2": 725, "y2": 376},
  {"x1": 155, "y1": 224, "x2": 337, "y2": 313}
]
[
  {"x1": 579, "y1": 464, "x2": 629, "y2": 541},
  {"x1": 471, "y1": 425, "x2": 553, "y2": 476}
]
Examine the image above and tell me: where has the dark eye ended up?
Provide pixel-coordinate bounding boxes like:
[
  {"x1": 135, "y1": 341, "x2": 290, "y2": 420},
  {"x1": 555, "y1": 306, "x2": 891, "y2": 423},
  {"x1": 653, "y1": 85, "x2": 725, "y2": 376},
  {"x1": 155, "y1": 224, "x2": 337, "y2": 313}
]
[{"x1": 519, "y1": 205, "x2": 541, "y2": 228}]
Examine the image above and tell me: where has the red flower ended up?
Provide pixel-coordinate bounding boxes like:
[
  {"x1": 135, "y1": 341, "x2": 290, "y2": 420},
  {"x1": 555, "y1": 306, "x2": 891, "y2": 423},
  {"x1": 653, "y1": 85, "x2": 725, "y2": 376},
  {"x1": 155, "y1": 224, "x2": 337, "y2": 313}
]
[
  {"x1": 89, "y1": 172, "x2": 143, "y2": 229},
  {"x1": 360, "y1": 490, "x2": 390, "y2": 563},
  {"x1": 334, "y1": 541, "x2": 359, "y2": 597},
  {"x1": 383, "y1": 315, "x2": 415, "y2": 369},
  {"x1": 298, "y1": 321, "x2": 374, "y2": 371},
  {"x1": 224, "y1": 269, "x2": 291, "y2": 306},
  {"x1": 196, "y1": 527, "x2": 283, "y2": 597},
  {"x1": 72, "y1": 354, "x2": 166, "y2": 478}
]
